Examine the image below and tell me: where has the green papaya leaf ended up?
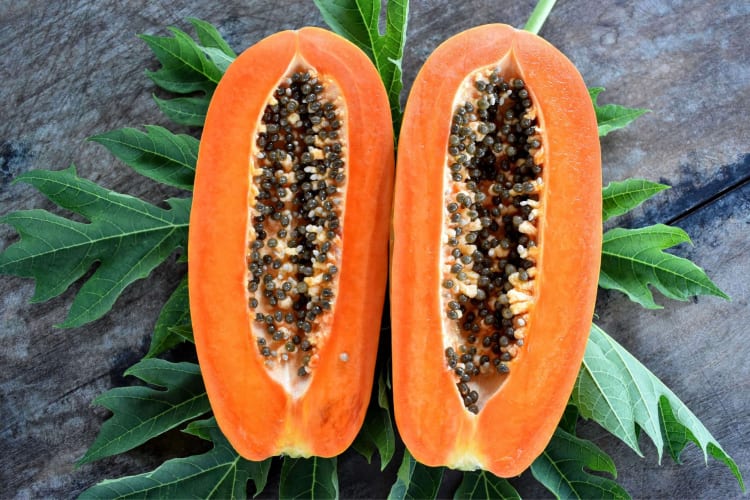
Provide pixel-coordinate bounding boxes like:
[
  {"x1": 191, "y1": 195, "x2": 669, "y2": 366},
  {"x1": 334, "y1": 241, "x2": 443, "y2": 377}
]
[
  {"x1": 352, "y1": 369, "x2": 396, "y2": 470},
  {"x1": 154, "y1": 95, "x2": 211, "y2": 126},
  {"x1": 139, "y1": 23, "x2": 230, "y2": 128},
  {"x1": 187, "y1": 17, "x2": 237, "y2": 57},
  {"x1": 559, "y1": 404, "x2": 580, "y2": 435},
  {"x1": 0, "y1": 166, "x2": 190, "y2": 327},
  {"x1": 180, "y1": 417, "x2": 215, "y2": 441},
  {"x1": 454, "y1": 470, "x2": 520, "y2": 500},
  {"x1": 279, "y1": 456, "x2": 339, "y2": 499},
  {"x1": 590, "y1": 87, "x2": 650, "y2": 136},
  {"x1": 79, "y1": 418, "x2": 271, "y2": 499},
  {"x1": 599, "y1": 224, "x2": 729, "y2": 309},
  {"x1": 531, "y1": 427, "x2": 630, "y2": 499},
  {"x1": 572, "y1": 324, "x2": 744, "y2": 491},
  {"x1": 139, "y1": 27, "x2": 222, "y2": 94},
  {"x1": 168, "y1": 324, "x2": 194, "y2": 343},
  {"x1": 602, "y1": 179, "x2": 669, "y2": 222},
  {"x1": 146, "y1": 275, "x2": 192, "y2": 357},
  {"x1": 200, "y1": 46, "x2": 235, "y2": 73},
  {"x1": 77, "y1": 359, "x2": 209, "y2": 465},
  {"x1": 313, "y1": 0, "x2": 409, "y2": 131},
  {"x1": 388, "y1": 450, "x2": 444, "y2": 500},
  {"x1": 90, "y1": 125, "x2": 198, "y2": 190}
]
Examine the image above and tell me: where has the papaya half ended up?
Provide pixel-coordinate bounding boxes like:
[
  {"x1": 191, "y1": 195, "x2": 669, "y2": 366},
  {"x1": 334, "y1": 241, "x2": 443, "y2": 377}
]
[
  {"x1": 391, "y1": 24, "x2": 601, "y2": 476},
  {"x1": 188, "y1": 28, "x2": 393, "y2": 459}
]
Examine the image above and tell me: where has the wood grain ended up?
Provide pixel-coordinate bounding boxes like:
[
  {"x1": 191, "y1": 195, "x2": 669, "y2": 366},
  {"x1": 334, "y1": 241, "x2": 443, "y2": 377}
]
[{"x1": 1, "y1": 1, "x2": 747, "y2": 498}]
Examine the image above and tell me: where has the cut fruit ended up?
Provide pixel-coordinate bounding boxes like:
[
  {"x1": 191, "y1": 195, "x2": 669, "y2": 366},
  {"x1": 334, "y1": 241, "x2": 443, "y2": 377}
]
[
  {"x1": 189, "y1": 27, "x2": 393, "y2": 460},
  {"x1": 391, "y1": 24, "x2": 601, "y2": 477}
]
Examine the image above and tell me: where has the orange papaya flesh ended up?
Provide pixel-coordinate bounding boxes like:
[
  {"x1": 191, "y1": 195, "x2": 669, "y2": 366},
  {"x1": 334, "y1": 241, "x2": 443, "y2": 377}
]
[
  {"x1": 391, "y1": 24, "x2": 601, "y2": 477},
  {"x1": 189, "y1": 27, "x2": 393, "y2": 460}
]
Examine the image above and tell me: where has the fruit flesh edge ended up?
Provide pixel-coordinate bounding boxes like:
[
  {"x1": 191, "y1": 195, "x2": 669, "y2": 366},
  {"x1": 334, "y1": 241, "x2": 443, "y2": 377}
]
[
  {"x1": 190, "y1": 27, "x2": 393, "y2": 460},
  {"x1": 290, "y1": 26, "x2": 393, "y2": 458},
  {"x1": 190, "y1": 29, "x2": 295, "y2": 461},
  {"x1": 476, "y1": 27, "x2": 601, "y2": 477},
  {"x1": 392, "y1": 24, "x2": 600, "y2": 476}
]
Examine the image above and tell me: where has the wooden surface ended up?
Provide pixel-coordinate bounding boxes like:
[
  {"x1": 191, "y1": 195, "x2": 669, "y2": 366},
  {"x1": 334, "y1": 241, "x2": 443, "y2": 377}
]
[{"x1": 1, "y1": 1, "x2": 748, "y2": 498}]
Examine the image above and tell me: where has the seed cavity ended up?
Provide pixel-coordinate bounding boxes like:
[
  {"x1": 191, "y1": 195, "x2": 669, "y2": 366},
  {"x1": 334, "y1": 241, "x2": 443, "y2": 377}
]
[
  {"x1": 247, "y1": 68, "x2": 347, "y2": 382},
  {"x1": 441, "y1": 67, "x2": 543, "y2": 414}
]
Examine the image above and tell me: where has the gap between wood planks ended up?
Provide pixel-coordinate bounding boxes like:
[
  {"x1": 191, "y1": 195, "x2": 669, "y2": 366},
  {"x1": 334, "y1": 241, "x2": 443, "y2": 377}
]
[{"x1": 667, "y1": 160, "x2": 750, "y2": 226}]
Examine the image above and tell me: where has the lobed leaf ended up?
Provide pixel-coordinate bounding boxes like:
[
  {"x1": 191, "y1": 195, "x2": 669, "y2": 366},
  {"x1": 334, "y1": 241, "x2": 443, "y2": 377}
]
[
  {"x1": 152, "y1": 95, "x2": 211, "y2": 127},
  {"x1": 200, "y1": 46, "x2": 235, "y2": 74},
  {"x1": 572, "y1": 324, "x2": 744, "y2": 491},
  {"x1": 313, "y1": 0, "x2": 378, "y2": 59},
  {"x1": 77, "y1": 359, "x2": 210, "y2": 465},
  {"x1": 559, "y1": 404, "x2": 581, "y2": 435},
  {"x1": 279, "y1": 456, "x2": 339, "y2": 499},
  {"x1": 453, "y1": 470, "x2": 520, "y2": 500},
  {"x1": 168, "y1": 324, "x2": 194, "y2": 343},
  {"x1": 182, "y1": 417, "x2": 217, "y2": 441},
  {"x1": 531, "y1": 427, "x2": 630, "y2": 499},
  {"x1": 90, "y1": 125, "x2": 198, "y2": 190},
  {"x1": 602, "y1": 178, "x2": 669, "y2": 222},
  {"x1": 140, "y1": 27, "x2": 222, "y2": 93},
  {"x1": 146, "y1": 275, "x2": 192, "y2": 358},
  {"x1": 79, "y1": 418, "x2": 271, "y2": 499},
  {"x1": 0, "y1": 166, "x2": 190, "y2": 327},
  {"x1": 590, "y1": 87, "x2": 650, "y2": 137},
  {"x1": 599, "y1": 224, "x2": 729, "y2": 309},
  {"x1": 658, "y1": 396, "x2": 743, "y2": 484},
  {"x1": 388, "y1": 450, "x2": 444, "y2": 500},
  {"x1": 352, "y1": 369, "x2": 396, "y2": 470},
  {"x1": 187, "y1": 17, "x2": 237, "y2": 58},
  {"x1": 313, "y1": 0, "x2": 409, "y2": 132},
  {"x1": 140, "y1": 21, "x2": 235, "y2": 128}
]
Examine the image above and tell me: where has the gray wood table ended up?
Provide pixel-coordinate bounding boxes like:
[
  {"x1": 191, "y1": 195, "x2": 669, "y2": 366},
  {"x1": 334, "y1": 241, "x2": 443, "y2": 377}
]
[{"x1": 1, "y1": 1, "x2": 748, "y2": 498}]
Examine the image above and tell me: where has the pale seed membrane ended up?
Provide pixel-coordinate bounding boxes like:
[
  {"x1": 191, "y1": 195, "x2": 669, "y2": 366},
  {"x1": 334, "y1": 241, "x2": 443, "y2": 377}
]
[
  {"x1": 247, "y1": 67, "x2": 347, "y2": 386},
  {"x1": 441, "y1": 67, "x2": 544, "y2": 414}
]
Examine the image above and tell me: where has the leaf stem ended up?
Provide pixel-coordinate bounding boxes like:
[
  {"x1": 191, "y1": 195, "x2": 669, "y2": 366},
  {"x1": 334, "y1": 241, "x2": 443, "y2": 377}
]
[{"x1": 523, "y1": 0, "x2": 557, "y2": 35}]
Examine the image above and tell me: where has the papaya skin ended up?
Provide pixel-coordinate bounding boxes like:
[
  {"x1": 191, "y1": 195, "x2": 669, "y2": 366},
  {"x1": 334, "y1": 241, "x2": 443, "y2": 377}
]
[
  {"x1": 189, "y1": 27, "x2": 393, "y2": 460},
  {"x1": 391, "y1": 24, "x2": 601, "y2": 476}
]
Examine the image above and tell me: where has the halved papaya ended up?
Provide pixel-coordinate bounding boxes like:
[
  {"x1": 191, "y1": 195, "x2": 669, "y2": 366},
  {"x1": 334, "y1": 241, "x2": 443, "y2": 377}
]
[
  {"x1": 189, "y1": 28, "x2": 393, "y2": 459},
  {"x1": 391, "y1": 24, "x2": 601, "y2": 476}
]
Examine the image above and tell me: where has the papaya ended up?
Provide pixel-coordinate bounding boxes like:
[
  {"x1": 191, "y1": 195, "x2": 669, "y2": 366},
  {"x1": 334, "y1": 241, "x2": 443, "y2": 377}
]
[
  {"x1": 391, "y1": 24, "x2": 601, "y2": 476},
  {"x1": 188, "y1": 28, "x2": 393, "y2": 459}
]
